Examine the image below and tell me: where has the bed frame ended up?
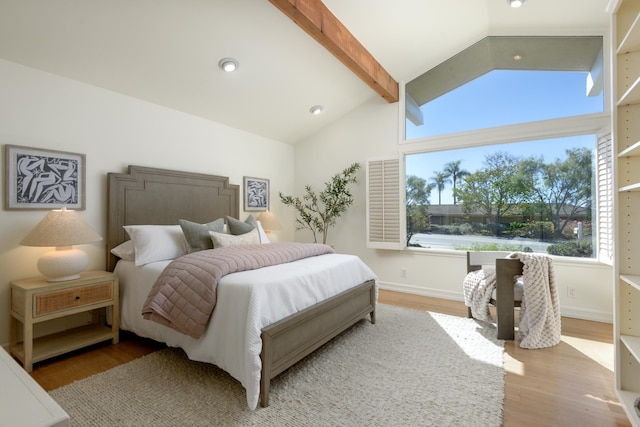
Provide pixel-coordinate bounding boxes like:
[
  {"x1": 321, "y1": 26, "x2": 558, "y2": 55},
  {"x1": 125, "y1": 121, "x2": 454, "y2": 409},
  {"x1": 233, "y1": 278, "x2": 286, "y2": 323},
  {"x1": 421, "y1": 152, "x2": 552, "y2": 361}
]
[{"x1": 107, "y1": 165, "x2": 376, "y2": 407}]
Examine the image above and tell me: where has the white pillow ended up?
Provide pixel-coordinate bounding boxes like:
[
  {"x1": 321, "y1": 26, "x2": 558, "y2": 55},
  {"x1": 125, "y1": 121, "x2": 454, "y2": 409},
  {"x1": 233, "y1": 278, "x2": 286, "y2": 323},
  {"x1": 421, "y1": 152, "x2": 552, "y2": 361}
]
[
  {"x1": 110, "y1": 240, "x2": 135, "y2": 262},
  {"x1": 123, "y1": 225, "x2": 189, "y2": 266},
  {"x1": 256, "y1": 220, "x2": 270, "y2": 244},
  {"x1": 209, "y1": 228, "x2": 260, "y2": 248}
]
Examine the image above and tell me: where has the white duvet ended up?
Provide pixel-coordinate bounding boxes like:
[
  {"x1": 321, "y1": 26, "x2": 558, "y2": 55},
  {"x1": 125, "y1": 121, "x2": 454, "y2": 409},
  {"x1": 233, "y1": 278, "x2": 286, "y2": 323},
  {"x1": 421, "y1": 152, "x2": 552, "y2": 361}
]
[{"x1": 115, "y1": 253, "x2": 377, "y2": 410}]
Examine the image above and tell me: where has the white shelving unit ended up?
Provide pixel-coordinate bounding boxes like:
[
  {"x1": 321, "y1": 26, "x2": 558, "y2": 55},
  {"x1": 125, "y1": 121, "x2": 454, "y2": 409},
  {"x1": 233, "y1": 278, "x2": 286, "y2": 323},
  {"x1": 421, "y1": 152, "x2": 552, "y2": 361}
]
[{"x1": 610, "y1": 0, "x2": 640, "y2": 425}]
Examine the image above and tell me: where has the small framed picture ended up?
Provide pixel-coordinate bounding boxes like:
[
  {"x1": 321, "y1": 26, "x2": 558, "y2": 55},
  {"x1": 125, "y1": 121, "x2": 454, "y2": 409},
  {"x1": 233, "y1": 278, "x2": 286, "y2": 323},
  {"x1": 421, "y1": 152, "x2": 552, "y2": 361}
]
[
  {"x1": 243, "y1": 176, "x2": 269, "y2": 211},
  {"x1": 5, "y1": 145, "x2": 86, "y2": 210}
]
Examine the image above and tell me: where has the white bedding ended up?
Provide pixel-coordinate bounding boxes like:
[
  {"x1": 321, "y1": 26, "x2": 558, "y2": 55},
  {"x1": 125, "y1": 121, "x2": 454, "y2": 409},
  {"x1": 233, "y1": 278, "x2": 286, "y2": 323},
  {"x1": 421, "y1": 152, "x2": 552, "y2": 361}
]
[{"x1": 115, "y1": 253, "x2": 377, "y2": 410}]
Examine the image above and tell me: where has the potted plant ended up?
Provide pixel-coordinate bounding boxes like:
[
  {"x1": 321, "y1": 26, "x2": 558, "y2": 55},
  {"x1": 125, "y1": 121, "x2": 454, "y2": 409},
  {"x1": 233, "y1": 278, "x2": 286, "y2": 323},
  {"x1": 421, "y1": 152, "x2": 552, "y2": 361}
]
[{"x1": 279, "y1": 163, "x2": 360, "y2": 244}]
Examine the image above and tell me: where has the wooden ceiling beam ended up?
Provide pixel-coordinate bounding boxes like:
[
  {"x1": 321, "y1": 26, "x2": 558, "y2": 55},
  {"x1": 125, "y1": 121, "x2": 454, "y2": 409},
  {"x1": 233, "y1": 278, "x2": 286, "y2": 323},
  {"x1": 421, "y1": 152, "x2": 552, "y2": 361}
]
[{"x1": 268, "y1": 0, "x2": 399, "y2": 103}]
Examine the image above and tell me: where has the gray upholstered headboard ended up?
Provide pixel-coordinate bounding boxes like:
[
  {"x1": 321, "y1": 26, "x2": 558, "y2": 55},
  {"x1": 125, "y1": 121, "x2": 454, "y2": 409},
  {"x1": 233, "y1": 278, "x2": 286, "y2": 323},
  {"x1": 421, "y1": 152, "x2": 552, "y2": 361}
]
[{"x1": 106, "y1": 165, "x2": 239, "y2": 271}]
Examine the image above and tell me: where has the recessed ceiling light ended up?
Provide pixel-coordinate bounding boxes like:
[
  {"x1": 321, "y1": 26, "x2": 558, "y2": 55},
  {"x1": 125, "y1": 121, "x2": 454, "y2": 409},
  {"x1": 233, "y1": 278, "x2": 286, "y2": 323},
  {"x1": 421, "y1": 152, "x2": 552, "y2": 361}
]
[
  {"x1": 507, "y1": 0, "x2": 526, "y2": 7},
  {"x1": 513, "y1": 54, "x2": 522, "y2": 61},
  {"x1": 310, "y1": 105, "x2": 324, "y2": 115},
  {"x1": 218, "y1": 57, "x2": 239, "y2": 72}
]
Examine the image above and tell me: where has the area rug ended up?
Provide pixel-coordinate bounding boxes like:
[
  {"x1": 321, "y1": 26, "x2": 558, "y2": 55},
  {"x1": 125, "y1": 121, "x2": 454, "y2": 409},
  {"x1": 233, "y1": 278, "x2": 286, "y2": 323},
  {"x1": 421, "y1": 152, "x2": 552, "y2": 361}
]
[{"x1": 50, "y1": 304, "x2": 504, "y2": 426}]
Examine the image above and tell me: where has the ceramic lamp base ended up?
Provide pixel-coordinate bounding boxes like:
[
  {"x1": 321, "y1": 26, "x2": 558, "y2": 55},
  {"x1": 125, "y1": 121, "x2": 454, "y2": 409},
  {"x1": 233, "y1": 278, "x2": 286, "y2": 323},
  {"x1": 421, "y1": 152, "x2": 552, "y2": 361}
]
[{"x1": 37, "y1": 246, "x2": 88, "y2": 282}]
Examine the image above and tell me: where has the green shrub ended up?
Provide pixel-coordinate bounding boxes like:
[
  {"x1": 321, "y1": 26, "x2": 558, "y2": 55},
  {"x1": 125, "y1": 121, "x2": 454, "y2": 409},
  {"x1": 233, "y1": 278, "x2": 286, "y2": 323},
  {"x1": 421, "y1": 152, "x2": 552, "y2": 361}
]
[
  {"x1": 523, "y1": 221, "x2": 554, "y2": 240},
  {"x1": 547, "y1": 240, "x2": 593, "y2": 257},
  {"x1": 459, "y1": 223, "x2": 473, "y2": 235},
  {"x1": 429, "y1": 224, "x2": 465, "y2": 235},
  {"x1": 454, "y1": 242, "x2": 529, "y2": 252}
]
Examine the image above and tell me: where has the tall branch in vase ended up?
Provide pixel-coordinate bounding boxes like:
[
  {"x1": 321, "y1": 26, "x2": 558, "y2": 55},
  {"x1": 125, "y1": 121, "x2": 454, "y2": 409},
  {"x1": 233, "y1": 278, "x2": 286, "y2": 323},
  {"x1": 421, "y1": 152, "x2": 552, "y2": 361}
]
[{"x1": 279, "y1": 163, "x2": 361, "y2": 244}]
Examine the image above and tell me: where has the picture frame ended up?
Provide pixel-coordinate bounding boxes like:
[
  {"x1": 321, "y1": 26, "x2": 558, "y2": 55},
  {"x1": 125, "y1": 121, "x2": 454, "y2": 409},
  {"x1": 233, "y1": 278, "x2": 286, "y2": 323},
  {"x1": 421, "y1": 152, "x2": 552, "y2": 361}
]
[
  {"x1": 5, "y1": 144, "x2": 86, "y2": 210},
  {"x1": 243, "y1": 176, "x2": 269, "y2": 211}
]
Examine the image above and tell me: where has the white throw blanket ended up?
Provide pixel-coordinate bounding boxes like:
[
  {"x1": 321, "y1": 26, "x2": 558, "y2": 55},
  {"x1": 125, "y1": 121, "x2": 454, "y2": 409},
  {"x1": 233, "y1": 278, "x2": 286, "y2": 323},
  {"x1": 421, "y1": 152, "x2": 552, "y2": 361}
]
[
  {"x1": 463, "y1": 267, "x2": 496, "y2": 323},
  {"x1": 512, "y1": 252, "x2": 561, "y2": 349},
  {"x1": 463, "y1": 252, "x2": 561, "y2": 349}
]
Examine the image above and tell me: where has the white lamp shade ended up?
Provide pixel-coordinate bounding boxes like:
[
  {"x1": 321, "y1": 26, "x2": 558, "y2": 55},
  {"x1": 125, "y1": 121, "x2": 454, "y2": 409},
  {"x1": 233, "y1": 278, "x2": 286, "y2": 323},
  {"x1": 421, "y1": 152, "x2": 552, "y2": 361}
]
[
  {"x1": 20, "y1": 208, "x2": 102, "y2": 247},
  {"x1": 20, "y1": 208, "x2": 102, "y2": 281}
]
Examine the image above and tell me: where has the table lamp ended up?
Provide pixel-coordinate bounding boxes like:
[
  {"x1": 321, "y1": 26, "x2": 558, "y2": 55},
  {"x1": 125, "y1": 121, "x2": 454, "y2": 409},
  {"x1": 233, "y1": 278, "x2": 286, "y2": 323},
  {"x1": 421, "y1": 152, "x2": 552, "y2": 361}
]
[
  {"x1": 257, "y1": 211, "x2": 282, "y2": 242},
  {"x1": 20, "y1": 207, "x2": 103, "y2": 282}
]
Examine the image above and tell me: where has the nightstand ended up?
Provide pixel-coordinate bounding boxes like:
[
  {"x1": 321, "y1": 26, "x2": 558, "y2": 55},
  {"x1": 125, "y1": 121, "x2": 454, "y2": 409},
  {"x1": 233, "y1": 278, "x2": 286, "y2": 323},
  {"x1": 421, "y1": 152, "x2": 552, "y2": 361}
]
[{"x1": 9, "y1": 270, "x2": 119, "y2": 372}]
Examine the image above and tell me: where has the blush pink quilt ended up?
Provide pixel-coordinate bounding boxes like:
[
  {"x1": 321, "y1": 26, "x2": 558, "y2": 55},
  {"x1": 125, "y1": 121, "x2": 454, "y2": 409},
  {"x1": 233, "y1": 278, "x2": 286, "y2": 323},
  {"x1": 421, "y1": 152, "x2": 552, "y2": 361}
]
[{"x1": 141, "y1": 242, "x2": 334, "y2": 338}]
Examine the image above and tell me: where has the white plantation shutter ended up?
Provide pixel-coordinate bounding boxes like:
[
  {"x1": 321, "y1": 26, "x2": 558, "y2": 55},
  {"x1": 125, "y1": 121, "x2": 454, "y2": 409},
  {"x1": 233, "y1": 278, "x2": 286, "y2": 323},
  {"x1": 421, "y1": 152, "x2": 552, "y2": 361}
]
[
  {"x1": 367, "y1": 157, "x2": 403, "y2": 249},
  {"x1": 596, "y1": 132, "x2": 614, "y2": 265}
]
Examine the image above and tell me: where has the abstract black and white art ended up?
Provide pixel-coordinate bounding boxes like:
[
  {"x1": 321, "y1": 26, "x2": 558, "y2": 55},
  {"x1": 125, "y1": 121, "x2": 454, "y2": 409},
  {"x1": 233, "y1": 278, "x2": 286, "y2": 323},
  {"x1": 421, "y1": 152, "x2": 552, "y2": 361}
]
[
  {"x1": 243, "y1": 176, "x2": 269, "y2": 211},
  {"x1": 5, "y1": 145, "x2": 85, "y2": 210}
]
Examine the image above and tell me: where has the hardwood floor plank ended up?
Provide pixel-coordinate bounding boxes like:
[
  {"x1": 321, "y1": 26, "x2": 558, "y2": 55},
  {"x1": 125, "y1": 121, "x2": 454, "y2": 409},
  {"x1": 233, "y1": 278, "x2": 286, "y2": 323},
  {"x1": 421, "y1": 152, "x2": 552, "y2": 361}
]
[
  {"x1": 378, "y1": 289, "x2": 631, "y2": 427},
  {"x1": 30, "y1": 332, "x2": 164, "y2": 391},
  {"x1": 26, "y1": 290, "x2": 632, "y2": 426}
]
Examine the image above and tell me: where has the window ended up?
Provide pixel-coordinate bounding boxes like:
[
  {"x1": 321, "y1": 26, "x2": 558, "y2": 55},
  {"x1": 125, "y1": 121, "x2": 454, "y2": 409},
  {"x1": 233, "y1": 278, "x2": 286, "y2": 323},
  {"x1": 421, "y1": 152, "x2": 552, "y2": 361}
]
[
  {"x1": 405, "y1": 36, "x2": 604, "y2": 140},
  {"x1": 397, "y1": 36, "x2": 610, "y2": 259},
  {"x1": 406, "y1": 70, "x2": 604, "y2": 139},
  {"x1": 406, "y1": 135, "x2": 597, "y2": 257}
]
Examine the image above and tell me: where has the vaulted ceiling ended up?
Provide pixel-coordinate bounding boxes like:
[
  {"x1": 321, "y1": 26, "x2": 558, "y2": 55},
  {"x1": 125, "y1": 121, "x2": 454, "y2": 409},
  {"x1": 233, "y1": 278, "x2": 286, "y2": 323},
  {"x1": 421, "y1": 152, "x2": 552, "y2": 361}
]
[{"x1": 0, "y1": 0, "x2": 609, "y2": 144}]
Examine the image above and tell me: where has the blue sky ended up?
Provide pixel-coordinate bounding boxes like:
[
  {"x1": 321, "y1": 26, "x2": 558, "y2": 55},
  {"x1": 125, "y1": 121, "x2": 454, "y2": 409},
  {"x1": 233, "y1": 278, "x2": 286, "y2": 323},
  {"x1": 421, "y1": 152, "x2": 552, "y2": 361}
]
[{"x1": 405, "y1": 70, "x2": 603, "y2": 205}]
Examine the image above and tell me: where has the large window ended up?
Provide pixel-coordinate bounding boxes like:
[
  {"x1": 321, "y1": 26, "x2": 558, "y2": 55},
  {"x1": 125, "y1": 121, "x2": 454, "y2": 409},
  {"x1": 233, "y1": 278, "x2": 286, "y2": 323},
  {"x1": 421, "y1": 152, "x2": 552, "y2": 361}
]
[
  {"x1": 401, "y1": 36, "x2": 609, "y2": 259},
  {"x1": 406, "y1": 135, "x2": 596, "y2": 257},
  {"x1": 406, "y1": 70, "x2": 603, "y2": 139},
  {"x1": 405, "y1": 36, "x2": 604, "y2": 140}
]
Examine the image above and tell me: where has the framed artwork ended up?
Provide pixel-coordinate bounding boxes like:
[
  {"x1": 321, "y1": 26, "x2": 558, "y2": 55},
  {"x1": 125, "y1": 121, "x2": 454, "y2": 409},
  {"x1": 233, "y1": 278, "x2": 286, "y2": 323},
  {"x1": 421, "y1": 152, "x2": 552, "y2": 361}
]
[
  {"x1": 243, "y1": 176, "x2": 269, "y2": 211},
  {"x1": 5, "y1": 145, "x2": 86, "y2": 210}
]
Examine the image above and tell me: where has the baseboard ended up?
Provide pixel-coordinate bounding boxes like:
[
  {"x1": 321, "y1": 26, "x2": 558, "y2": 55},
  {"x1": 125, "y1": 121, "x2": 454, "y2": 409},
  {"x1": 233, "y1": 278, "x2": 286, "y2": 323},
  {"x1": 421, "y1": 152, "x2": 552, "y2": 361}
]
[
  {"x1": 379, "y1": 282, "x2": 464, "y2": 302},
  {"x1": 378, "y1": 281, "x2": 613, "y2": 324},
  {"x1": 559, "y1": 306, "x2": 612, "y2": 324}
]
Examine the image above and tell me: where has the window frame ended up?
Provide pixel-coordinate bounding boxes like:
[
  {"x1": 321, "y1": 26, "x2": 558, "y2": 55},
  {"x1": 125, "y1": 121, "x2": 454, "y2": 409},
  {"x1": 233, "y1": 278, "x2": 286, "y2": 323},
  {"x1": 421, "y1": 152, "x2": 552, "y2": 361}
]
[
  {"x1": 367, "y1": 32, "x2": 615, "y2": 259},
  {"x1": 396, "y1": 113, "x2": 611, "y2": 257}
]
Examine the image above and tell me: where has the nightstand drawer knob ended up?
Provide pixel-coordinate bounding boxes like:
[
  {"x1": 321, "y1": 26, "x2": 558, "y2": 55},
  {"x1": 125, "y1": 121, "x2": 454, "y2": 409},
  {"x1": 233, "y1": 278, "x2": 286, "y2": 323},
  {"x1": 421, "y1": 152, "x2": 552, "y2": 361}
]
[{"x1": 75, "y1": 296, "x2": 81, "y2": 300}]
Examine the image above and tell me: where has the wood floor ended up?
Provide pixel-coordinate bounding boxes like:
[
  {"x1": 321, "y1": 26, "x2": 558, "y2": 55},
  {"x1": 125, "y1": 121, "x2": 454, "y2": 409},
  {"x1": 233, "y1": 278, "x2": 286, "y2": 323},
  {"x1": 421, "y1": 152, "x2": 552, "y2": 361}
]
[{"x1": 29, "y1": 289, "x2": 632, "y2": 427}]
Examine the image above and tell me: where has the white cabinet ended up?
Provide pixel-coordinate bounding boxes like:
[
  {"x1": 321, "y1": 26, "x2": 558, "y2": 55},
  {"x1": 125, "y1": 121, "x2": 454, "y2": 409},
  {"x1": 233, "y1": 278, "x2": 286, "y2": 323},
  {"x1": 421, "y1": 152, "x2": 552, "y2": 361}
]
[
  {"x1": 610, "y1": 0, "x2": 640, "y2": 425},
  {"x1": 0, "y1": 346, "x2": 70, "y2": 427}
]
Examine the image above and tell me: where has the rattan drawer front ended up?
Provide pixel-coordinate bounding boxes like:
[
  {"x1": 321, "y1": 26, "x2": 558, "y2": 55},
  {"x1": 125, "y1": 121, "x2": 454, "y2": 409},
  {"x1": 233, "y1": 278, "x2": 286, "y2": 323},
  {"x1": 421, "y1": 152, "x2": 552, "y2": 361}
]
[{"x1": 34, "y1": 282, "x2": 113, "y2": 316}]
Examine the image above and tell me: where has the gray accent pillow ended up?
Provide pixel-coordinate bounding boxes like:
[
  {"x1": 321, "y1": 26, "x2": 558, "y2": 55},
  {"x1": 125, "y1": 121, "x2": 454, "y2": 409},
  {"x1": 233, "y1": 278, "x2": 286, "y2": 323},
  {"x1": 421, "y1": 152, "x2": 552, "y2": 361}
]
[
  {"x1": 179, "y1": 218, "x2": 225, "y2": 251},
  {"x1": 226, "y1": 215, "x2": 256, "y2": 235}
]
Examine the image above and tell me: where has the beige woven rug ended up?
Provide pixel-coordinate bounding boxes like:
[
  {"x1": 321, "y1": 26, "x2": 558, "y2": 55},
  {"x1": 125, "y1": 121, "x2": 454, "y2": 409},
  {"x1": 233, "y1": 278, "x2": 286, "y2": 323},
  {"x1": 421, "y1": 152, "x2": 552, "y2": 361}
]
[{"x1": 50, "y1": 304, "x2": 504, "y2": 426}]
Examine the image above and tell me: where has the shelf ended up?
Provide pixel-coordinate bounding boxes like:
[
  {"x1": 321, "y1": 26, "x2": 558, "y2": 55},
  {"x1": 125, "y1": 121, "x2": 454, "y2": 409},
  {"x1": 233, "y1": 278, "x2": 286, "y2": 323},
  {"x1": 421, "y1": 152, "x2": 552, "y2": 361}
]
[
  {"x1": 614, "y1": 2, "x2": 640, "y2": 426},
  {"x1": 10, "y1": 324, "x2": 115, "y2": 364},
  {"x1": 616, "y1": 0, "x2": 640, "y2": 52},
  {"x1": 619, "y1": 12, "x2": 640, "y2": 54},
  {"x1": 620, "y1": 141, "x2": 640, "y2": 157},
  {"x1": 622, "y1": 275, "x2": 640, "y2": 291},
  {"x1": 618, "y1": 75, "x2": 640, "y2": 106},
  {"x1": 623, "y1": 335, "x2": 640, "y2": 363},
  {"x1": 619, "y1": 182, "x2": 640, "y2": 192},
  {"x1": 617, "y1": 390, "x2": 640, "y2": 427}
]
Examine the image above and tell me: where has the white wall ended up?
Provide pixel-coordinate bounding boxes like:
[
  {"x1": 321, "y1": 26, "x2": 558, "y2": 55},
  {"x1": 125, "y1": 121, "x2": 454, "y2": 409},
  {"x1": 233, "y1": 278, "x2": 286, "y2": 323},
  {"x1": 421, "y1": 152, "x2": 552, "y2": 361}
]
[
  {"x1": 294, "y1": 96, "x2": 614, "y2": 323},
  {"x1": 0, "y1": 57, "x2": 614, "y2": 350},
  {"x1": 0, "y1": 59, "x2": 295, "y2": 347}
]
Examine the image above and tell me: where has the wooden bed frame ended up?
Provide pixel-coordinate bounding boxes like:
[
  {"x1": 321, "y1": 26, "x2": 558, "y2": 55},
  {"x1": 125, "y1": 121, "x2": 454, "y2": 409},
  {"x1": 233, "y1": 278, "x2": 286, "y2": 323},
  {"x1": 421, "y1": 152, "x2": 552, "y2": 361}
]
[{"x1": 106, "y1": 165, "x2": 376, "y2": 407}]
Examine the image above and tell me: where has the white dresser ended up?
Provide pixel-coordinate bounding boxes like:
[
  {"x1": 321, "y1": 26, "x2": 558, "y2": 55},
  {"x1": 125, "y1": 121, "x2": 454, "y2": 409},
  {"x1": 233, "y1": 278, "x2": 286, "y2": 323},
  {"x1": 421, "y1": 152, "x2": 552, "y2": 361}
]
[{"x1": 0, "y1": 346, "x2": 70, "y2": 427}]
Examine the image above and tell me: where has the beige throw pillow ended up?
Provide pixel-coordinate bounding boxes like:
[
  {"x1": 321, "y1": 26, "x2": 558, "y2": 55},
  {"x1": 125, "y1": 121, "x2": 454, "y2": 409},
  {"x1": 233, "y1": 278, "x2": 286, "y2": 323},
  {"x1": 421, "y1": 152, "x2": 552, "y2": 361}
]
[{"x1": 210, "y1": 228, "x2": 260, "y2": 248}]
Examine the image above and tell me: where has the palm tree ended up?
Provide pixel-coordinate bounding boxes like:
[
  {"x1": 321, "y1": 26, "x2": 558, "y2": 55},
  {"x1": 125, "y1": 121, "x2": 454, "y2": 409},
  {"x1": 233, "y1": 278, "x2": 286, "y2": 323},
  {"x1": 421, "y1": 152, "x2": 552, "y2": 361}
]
[
  {"x1": 430, "y1": 172, "x2": 450, "y2": 205},
  {"x1": 444, "y1": 160, "x2": 470, "y2": 205}
]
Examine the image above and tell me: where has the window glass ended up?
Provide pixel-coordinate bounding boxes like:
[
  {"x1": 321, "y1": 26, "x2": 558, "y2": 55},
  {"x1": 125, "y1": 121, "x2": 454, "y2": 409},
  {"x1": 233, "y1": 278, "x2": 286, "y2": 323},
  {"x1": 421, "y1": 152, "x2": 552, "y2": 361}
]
[
  {"x1": 405, "y1": 135, "x2": 597, "y2": 258},
  {"x1": 402, "y1": 36, "x2": 606, "y2": 258},
  {"x1": 406, "y1": 70, "x2": 603, "y2": 139}
]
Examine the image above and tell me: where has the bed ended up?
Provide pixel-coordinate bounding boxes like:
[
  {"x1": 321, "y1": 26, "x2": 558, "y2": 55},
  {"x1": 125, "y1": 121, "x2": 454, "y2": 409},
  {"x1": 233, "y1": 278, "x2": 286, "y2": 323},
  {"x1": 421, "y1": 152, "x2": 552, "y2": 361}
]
[{"x1": 106, "y1": 165, "x2": 377, "y2": 409}]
